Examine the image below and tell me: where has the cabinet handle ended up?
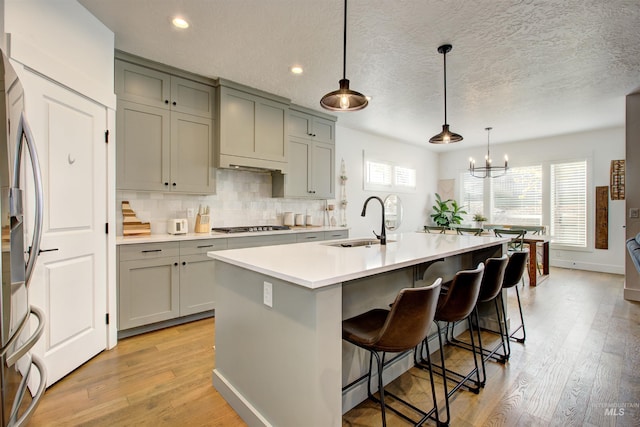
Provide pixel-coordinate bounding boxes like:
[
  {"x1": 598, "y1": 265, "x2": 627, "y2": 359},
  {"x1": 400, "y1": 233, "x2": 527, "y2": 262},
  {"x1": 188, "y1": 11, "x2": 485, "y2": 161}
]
[
  {"x1": 197, "y1": 245, "x2": 214, "y2": 248},
  {"x1": 172, "y1": 183, "x2": 177, "y2": 186},
  {"x1": 165, "y1": 100, "x2": 169, "y2": 104},
  {"x1": 141, "y1": 249, "x2": 162, "y2": 253},
  {"x1": 182, "y1": 261, "x2": 186, "y2": 266},
  {"x1": 174, "y1": 262, "x2": 178, "y2": 266},
  {"x1": 164, "y1": 182, "x2": 169, "y2": 186},
  {"x1": 305, "y1": 236, "x2": 318, "y2": 240},
  {"x1": 172, "y1": 101, "x2": 177, "y2": 106}
]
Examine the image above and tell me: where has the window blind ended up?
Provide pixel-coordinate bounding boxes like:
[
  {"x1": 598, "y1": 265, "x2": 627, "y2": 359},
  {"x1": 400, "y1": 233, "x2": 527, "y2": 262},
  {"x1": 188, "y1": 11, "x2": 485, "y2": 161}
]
[
  {"x1": 491, "y1": 165, "x2": 542, "y2": 225},
  {"x1": 550, "y1": 160, "x2": 587, "y2": 247},
  {"x1": 461, "y1": 172, "x2": 484, "y2": 220}
]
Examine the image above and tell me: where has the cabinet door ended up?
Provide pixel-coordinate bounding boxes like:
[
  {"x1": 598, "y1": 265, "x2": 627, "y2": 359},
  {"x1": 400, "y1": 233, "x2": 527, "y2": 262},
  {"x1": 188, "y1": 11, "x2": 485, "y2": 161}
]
[
  {"x1": 255, "y1": 98, "x2": 287, "y2": 162},
  {"x1": 311, "y1": 142, "x2": 335, "y2": 198},
  {"x1": 115, "y1": 60, "x2": 171, "y2": 109},
  {"x1": 289, "y1": 109, "x2": 312, "y2": 138},
  {"x1": 170, "y1": 112, "x2": 215, "y2": 193},
  {"x1": 119, "y1": 257, "x2": 180, "y2": 330},
  {"x1": 116, "y1": 100, "x2": 171, "y2": 191},
  {"x1": 312, "y1": 116, "x2": 335, "y2": 144},
  {"x1": 219, "y1": 87, "x2": 256, "y2": 157},
  {"x1": 219, "y1": 86, "x2": 287, "y2": 162},
  {"x1": 286, "y1": 138, "x2": 312, "y2": 197},
  {"x1": 170, "y1": 76, "x2": 215, "y2": 118},
  {"x1": 180, "y1": 254, "x2": 216, "y2": 316}
]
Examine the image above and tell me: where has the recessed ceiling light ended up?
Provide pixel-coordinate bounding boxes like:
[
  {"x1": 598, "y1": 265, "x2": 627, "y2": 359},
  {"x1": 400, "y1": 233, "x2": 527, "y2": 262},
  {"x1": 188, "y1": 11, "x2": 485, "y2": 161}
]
[
  {"x1": 172, "y1": 17, "x2": 189, "y2": 29},
  {"x1": 290, "y1": 66, "x2": 303, "y2": 75}
]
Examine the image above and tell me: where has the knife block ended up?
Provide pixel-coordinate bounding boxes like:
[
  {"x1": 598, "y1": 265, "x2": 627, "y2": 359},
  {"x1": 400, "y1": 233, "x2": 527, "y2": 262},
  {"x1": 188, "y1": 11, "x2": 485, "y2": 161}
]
[{"x1": 194, "y1": 213, "x2": 210, "y2": 233}]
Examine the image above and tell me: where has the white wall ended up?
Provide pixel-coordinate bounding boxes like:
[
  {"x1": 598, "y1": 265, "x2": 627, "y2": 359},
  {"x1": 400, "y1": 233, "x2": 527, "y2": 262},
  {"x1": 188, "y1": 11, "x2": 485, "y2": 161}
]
[
  {"x1": 335, "y1": 125, "x2": 439, "y2": 239},
  {"x1": 438, "y1": 126, "x2": 626, "y2": 274},
  {"x1": 4, "y1": 0, "x2": 115, "y2": 108}
]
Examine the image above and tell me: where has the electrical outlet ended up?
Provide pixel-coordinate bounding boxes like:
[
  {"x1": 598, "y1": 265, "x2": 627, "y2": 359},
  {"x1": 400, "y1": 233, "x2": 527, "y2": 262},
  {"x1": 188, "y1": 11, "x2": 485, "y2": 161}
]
[
  {"x1": 630, "y1": 208, "x2": 640, "y2": 219},
  {"x1": 187, "y1": 208, "x2": 195, "y2": 218},
  {"x1": 263, "y1": 281, "x2": 273, "y2": 307}
]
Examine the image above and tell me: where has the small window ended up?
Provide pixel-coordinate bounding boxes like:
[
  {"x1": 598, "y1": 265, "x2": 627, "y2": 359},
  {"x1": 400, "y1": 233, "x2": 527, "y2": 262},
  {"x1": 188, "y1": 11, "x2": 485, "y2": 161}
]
[
  {"x1": 363, "y1": 153, "x2": 416, "y2": 193},
  {"x1": 550, "y1": 160, "x2": 587, "y2": 248}
]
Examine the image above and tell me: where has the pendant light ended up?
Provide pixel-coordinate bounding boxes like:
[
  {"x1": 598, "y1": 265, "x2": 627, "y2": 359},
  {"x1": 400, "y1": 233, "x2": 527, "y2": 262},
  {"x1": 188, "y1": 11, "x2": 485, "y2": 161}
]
[
  {"x1": 429, "y1": 44, "x2": 463, "y2": 144},
  {"x1": 469, "y1": 127, "x2": 508, "y2": 178},
  {"x1": 320, "y1": 0, "x2": 368, "y2": 111}
]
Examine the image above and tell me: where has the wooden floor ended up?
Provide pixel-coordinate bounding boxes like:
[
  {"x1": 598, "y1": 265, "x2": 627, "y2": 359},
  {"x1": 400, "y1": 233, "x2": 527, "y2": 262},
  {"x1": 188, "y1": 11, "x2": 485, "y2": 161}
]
[{"x1": 27, "y1": 268, "x2": 639, "y2": 426}]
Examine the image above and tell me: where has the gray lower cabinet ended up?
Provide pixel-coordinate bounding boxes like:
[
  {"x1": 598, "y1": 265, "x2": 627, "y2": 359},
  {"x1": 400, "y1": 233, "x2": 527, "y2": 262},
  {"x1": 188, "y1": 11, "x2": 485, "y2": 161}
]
[
  {"x1": 118, "y1": 242, "x2": 180, "y2": 330},
  {"x1": 117, "y1": 232, "x2": 349, "y2": 334},
  {"x1": 118, "y1": 239, "x2": 227, "y2": 332}
]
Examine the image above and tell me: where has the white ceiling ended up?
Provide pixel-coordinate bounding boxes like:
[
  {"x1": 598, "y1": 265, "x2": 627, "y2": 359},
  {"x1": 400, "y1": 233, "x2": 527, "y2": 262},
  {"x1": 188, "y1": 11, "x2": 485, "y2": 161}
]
[{"x1": 79, "y1": 0, "x2": 640, "y2": 152}]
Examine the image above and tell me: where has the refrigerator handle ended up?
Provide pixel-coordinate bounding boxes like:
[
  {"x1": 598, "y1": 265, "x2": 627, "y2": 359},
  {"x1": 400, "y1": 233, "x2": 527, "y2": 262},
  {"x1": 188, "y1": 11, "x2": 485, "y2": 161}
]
[
  {"x1": 6, "y1": 305, "x2": 46, "y2": 367},
  {"x1": 15, "y1": 112, "x2": 44, "y2": 287},
  {"x1": 8, "y1": 354, "x2": 47, "y2": 427}
]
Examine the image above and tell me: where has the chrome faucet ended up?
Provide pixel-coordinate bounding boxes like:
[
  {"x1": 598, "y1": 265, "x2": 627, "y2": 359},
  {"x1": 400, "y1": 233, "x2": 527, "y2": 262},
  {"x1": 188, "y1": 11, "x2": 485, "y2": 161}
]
[{"x1": 361, "y1": 196, "x2": 386, "y2": 245}]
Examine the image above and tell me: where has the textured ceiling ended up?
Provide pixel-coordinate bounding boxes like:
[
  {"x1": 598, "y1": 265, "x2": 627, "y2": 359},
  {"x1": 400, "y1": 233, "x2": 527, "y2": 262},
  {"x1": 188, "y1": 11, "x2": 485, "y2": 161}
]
[{"x1": 79, "y1": 0, "x2": 640, "y2": 151}]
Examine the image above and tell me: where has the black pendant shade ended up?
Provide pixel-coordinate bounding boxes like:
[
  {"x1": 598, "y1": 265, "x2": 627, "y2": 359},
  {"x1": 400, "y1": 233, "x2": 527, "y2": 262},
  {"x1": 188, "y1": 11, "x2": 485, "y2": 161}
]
[
  {"x1": 429, "y1": 44, "x2": 462, "y2": 144},
  {"x1": 320, "y1": 0, "x2": 368, "y2": 112}
]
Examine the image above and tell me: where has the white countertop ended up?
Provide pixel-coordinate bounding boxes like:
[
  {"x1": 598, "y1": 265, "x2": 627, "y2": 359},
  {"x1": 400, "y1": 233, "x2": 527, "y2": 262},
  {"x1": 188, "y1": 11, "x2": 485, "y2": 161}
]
[
  {"x1": 116, "y1": 226, "x2": 349, "y2": 245},
  {"x1": 208, "y1": 232, "x2": 510, "y2": 289}
]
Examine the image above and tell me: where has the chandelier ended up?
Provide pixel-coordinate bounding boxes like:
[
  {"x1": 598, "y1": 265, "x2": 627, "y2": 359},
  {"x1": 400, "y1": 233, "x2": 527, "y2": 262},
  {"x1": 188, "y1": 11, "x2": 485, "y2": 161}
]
[{"x1": 469, "y1": 127, "x2": 508, "y2": 178}]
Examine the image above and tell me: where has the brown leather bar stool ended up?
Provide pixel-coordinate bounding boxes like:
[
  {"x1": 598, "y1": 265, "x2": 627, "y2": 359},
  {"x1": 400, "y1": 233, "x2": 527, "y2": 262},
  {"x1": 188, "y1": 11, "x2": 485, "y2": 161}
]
[
  {"x1": 417, "y1": 263, "x2": 484, "y2": 427},
  {"x1": 342, "y1": 278, "x2": 442, "y2": 427},
  {"x1": 446, "y1": 255, "x2": 509, "y2": 385},
  {"x1": 501, "y1": 251, "x2": 529, "y2": 356}
]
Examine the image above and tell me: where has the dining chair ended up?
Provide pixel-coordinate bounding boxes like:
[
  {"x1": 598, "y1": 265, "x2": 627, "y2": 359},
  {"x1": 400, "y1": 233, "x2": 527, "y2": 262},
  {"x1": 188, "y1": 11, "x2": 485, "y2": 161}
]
[
  {"x1": 424, "y1": 225, "x2": 448, "y2": 234},
  {"x1": 456, "y1": 227, "x2": 483, "y2": 236},
  {"x1": 493, "y1": 228, "x2": 526, "y2": 252}
]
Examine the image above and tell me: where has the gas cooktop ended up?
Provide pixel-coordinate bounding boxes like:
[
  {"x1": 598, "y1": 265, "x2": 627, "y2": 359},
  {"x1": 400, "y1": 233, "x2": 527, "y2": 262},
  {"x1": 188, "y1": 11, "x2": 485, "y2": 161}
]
[{"x1": 211, "y1": 225, "x2": 291, "y2": 233}]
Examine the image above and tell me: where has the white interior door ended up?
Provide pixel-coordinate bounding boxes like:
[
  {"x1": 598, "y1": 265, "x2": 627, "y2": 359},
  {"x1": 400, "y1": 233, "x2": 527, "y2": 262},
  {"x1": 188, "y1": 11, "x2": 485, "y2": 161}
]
[{"x1": 21, "y1": 69, "x2": 108, "y2": 386}]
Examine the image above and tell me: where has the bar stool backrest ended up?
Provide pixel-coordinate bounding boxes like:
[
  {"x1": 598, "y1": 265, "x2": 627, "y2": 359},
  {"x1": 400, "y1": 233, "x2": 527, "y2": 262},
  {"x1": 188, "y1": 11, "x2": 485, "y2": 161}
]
[
  {"x1": 374, "y1": 278, "x2": 443, "y2": 352},
  {"x1": 435, "y1": 263, "x2": 485, "y2": 323},
  {"x1": 502, "y1": 251, "x2": 529, "y2": 289},
  {"x1": 493, "y1": 228, "x2": 526, "y2": 251},
  {"x1": 478, "y1": 255, "x2": 509, "y2": 302},
  {"x1": 456, "y1": 227, "x2": 483, "y2": 236}
]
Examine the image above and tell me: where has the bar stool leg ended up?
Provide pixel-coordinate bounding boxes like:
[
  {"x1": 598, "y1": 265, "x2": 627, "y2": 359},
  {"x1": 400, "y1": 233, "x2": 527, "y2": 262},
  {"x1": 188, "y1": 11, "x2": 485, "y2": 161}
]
[
  {"x1": 366, "y1": 350, "x2": 387, "y2": 426},
  {"x1": 435, "y1": 322, "x2": 450, "y2": 427},
  {"x1": 472, "y1": 308, "x2": 487, "y2": 387}
]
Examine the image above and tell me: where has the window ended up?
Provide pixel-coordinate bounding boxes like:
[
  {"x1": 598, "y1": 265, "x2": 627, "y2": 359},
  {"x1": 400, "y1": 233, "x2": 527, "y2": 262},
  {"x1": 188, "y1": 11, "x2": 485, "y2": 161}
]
[
  {"x1": 491, "y1": 165, "x2": 542, "y2": 225},
  {"x1": 460, "y1": 172, "x2": 484, "y2": 220},
  {"x1": 550, "y1": 160, "x2": 587, "y2": 248},
  {"x1": 363, "y1": 153, "x2": 416, "y2": 192},
  {"x1": 459, "y1": 159, "x2": 589, "y2": 250}
]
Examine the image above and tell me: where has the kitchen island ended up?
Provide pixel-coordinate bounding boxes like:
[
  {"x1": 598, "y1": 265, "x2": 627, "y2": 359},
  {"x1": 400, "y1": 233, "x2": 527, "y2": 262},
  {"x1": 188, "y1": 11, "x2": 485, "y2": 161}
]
[{"x1": 208, "y1": 232, "x2": 509, "y2": 427}]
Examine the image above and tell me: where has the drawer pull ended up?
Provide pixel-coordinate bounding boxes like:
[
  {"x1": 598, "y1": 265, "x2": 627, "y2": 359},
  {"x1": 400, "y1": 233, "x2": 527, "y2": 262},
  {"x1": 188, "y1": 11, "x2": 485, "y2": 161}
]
[
  {"x1": 197, "y1": 245, "x2": 214, "y2": 248},
  {"x1": 141, "y1": 249, "x2": 162, "y2": 253},
  {"x1": 306, "y1": 236, "x2": 318, "y2": 239}
]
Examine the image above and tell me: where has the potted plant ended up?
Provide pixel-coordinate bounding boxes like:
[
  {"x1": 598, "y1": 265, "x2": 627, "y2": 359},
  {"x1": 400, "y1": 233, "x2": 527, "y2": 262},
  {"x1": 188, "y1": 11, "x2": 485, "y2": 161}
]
[
  {"x1": 473, "y1": 213, "x2": 488, "y2": 229},
  {"x1": 430, "y1": 193, "x2": 467, "y2": 228}
]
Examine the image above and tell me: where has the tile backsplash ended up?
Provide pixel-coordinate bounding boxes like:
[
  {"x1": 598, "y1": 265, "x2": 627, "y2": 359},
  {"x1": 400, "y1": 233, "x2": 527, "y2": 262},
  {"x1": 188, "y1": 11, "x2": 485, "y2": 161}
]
[{"x1": 116, "y1": 169, "x2": 330, "y2": 235}]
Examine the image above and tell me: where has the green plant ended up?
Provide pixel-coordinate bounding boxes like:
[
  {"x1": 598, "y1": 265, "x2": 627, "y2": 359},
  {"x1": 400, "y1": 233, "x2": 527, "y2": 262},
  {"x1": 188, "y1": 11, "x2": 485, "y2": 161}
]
[
  {"x1": 473, "y1": 213, "x2": 488, "y2": 222},
  {"x1": 430, "y1": 193, "x2": 467, "y2": 227}
]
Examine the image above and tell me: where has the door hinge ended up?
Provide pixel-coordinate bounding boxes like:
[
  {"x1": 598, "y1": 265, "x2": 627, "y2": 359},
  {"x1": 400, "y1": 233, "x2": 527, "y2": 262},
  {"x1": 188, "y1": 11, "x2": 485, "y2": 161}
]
[
  {"x1": 105, "y1": 313, "x2": 110, "y2": 325},
  {"x1": 105, "y1": 223, "x2": 109, "y2": 234},
  {"x1": 105, "y1": 129, "x2": 109, "y2": 143}
]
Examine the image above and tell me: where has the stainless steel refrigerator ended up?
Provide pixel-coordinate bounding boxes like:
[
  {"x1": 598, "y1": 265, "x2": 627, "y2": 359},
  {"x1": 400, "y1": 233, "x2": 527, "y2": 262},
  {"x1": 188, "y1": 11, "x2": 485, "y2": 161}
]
[{"x1": 0, "y1": 50, "x2": 47, "y2": 426}]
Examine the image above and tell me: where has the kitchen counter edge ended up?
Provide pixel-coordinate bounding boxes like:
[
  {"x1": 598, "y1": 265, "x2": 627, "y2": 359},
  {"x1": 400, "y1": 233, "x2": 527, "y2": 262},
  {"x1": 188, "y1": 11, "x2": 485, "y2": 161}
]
[{"x1": 115, "y1": 226, "x2": 350, "y2": 245}]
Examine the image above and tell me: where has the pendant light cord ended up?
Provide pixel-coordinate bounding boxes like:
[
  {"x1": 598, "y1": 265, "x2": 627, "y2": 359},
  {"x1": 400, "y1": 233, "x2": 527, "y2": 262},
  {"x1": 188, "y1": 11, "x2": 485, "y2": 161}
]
[
  {"x1": 442, "y1": 50, "x2": 448, "y2": 124},
  {"x1": 342, "y1": 0, "x2": 348, "y2": 80}
]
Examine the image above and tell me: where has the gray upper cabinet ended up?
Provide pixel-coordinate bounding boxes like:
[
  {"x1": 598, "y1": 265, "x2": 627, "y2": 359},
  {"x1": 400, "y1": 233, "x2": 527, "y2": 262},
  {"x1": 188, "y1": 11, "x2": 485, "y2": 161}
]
[
  {"x1": 217, "y1": 79, "x2": 290, "y2": 172},
  {"x1": 115, "y1": 56, "x2": 216, "y2": 194},
  {"x1": 273, "y1": 105, "x2": 336, "y2": 199},
  {"x1": 289, "y1": 108, "x2": 335, "y2": 144},
  {"x1": 116, "y1": 60, "x2": 214, "y2": 118}
]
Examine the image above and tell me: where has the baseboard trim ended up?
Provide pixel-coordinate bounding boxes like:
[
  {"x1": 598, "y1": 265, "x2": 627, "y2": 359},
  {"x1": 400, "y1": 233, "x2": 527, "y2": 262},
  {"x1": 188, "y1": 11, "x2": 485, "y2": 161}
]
[
  {"x1": 212, "y1": 369, "x2": 272, "y2": 427},
  {"x1": 551, "y1": 260, "x2": 624, "y2": 275},
  {"x1": 623, "y1": 285, "x2": 640, "y2": 302}
]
